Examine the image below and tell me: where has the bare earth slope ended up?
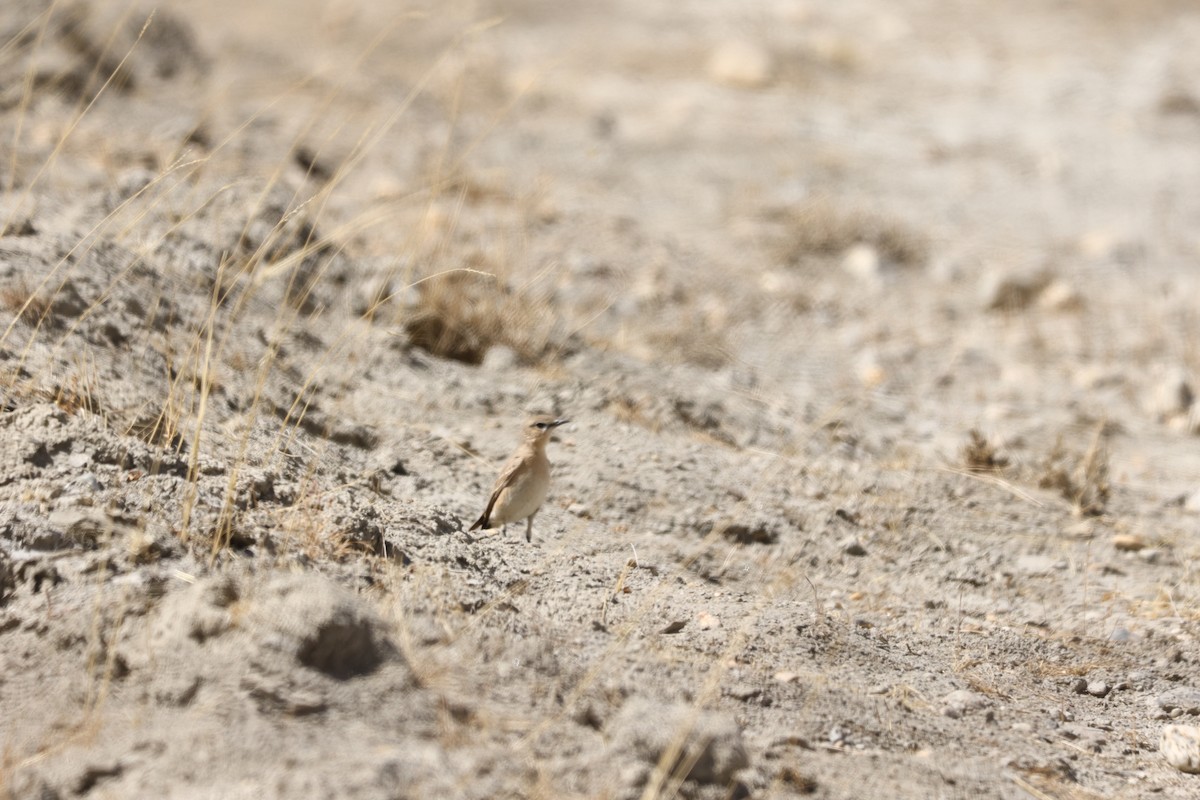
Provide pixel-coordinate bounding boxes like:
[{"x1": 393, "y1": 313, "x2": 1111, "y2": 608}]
[{"x1": 3, "y1": 1, "x2": 1200, "y2": 798}]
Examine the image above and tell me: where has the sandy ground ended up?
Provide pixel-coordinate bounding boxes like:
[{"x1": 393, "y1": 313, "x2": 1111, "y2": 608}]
[{"x1": 3, "y1": 0, "x2": 1200, "y2": 798}]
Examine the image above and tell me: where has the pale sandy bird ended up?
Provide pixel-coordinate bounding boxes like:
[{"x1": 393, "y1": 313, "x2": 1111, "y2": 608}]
[{"x1": 470, "y1": 415, "x2": 569, "y2": 542}]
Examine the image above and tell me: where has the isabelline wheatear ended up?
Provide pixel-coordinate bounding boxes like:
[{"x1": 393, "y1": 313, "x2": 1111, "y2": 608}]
[{"x1": 470, "y1": 415, "x2": 569, "y2": 543}]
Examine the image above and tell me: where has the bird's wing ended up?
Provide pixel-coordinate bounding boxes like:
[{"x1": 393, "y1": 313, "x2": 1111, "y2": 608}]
[
  {"x1": 470, "y1": 483, "x2": 502, "y2": 530},
  {"x1": 471, "y1": 450, "x2": 531, "y2": 529}
]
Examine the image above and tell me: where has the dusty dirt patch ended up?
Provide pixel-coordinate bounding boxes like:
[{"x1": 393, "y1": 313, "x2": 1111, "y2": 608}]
[{"x1": 3, "y1": 0, "x2": 1200, "y2": 798}]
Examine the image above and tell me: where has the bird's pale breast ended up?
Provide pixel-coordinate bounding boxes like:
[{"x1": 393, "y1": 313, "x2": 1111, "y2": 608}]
[{"x1": 493, "y1": 457, "x2": 550, "y2": 524}]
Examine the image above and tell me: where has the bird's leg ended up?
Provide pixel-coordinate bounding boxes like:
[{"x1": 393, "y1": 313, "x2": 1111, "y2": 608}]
[{"x1": 525, "y1": 514, "x2": 534, "y2": 543}]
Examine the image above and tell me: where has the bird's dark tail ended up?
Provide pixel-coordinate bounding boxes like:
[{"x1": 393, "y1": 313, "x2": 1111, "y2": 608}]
[{"x1": 469, "y1": 513, "x2": 489, "y2": 531}]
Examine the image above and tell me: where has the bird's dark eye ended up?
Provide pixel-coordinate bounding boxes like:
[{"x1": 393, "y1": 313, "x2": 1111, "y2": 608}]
[{"x1": 535, "y1": 422, "x2": 548, "y2": 430}]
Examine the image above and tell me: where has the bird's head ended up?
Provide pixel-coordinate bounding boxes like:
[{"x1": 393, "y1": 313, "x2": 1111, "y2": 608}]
[{"x1": 524, "y1": 414, "x2": 569, "y2": 442}]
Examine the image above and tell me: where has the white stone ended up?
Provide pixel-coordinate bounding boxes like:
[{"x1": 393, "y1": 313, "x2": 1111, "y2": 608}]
[
  {"x1": 707, "y1": 40, "x2": 773, "y2": 89},
  {"x1": 842, "y1": 243, "x2": 882, "y2": 281},
  {"x1": 1037, "y1": 279, "x2": 1083, "y2": 311},
  {"x1": 1161, "y1": 725, "x2": 1200, "y2": 774}
]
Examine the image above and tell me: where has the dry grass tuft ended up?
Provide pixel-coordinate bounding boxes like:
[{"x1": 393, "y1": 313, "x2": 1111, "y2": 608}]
[
  {"x1": 1012, "y1": 770, "x2": 1110, "y2": 800},
  {"x1": 962, "y1": 429, "x2": 1009, "y2": 472},
  {"x1": 402, "y1": 269, "x2": 559, "y2": 365},
  {"x1": 0, "y1": 281, "x2": 52, "y2": 326},
  {"x1": 124, "y1": 405, "x2": 185, "y2": 451},
  {"x1": 53, "y1": 370, "x2": 104, "y2": 417},
  {"x1": 1036, "y1": 427, "x2": 1110, "y2": 516},
  {"x1": 775, "y1": 199, "x2": 929, "y2": 268},
  {"x1": 642, "y1": 324, "x2": 732, "y2": 370},
  {"x1": 605, "y1": 396, "x2": 661, "y2": 434},
  {"x1": 774, "y1": 765, "x2": 820, "y2": 794}
]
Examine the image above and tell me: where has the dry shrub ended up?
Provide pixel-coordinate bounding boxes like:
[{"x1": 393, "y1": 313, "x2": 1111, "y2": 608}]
[
  {"x1": 962, "y1": 671, "x2": 1010, "y2": 700},
  {"x1": 643, "y1": 325, "x2": 732, "y2": 370},
  {"x1": 606, "y1": 395, "x2": 657, "y2": 430},
  {"x1": 983, "y1": 271, "x2": 1053, "y2": 312},
  {"x1": 776, "y1": 199, "x2": 929, "y2": 268},
  {"x1": 54, "y1": 370, "x2": 104, "y2": 417},
  {"x1": 402, "y1": 270, "x2": 558, "y2": 365},
  {"x1": 615, "y1": 289, "x2": 735, "y2": 370},
  {"x1": 125, "y1": 406, "x2": 185, "y2": 451},
  {"x1": 776, "y1": 765, "x2": 820, "y2": 794},
  {"x1": 1037, "y1": 427, "x2": 1110, "y2": 516},
  {"x1": 239, "y1": 210, "x2": 339, "y2": 314},
  {"x1": 0, "y1": 282, "x2": 52, "y2": 326},
  {"x1": 1159, "y1": 88, "x2": 1200, "y2": 116},
  {"x1": 962, "y1": 429, "x2": 1008, "y2": 472},
  {"x1": 268, "y1": 504, "x2": 379, "y2": 563}
]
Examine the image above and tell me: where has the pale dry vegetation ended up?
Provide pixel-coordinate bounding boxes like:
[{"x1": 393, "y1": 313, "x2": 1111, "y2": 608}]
[
  {"x1": 772, "y1": 197, "x2": 930, "y2": 269},
  {"x1": 402, "y1": 268, "x2": 565, "y2": 366},
  {"x1": 1036, "y1": 427, "x2": 1112, "y2": 517},
  {"x1": 961, "y1": 429, "x2": 1009, "y2": 474}
]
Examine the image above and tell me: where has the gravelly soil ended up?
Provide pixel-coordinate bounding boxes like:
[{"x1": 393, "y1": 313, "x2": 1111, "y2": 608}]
[{"x1": 3, "y1": 1, "x2": 1200, "y2": 798}]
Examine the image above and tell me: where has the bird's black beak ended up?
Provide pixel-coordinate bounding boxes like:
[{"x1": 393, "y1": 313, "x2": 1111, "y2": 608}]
[{"x1": 551, "y1": 418, "x2": 569, "y2": 428}]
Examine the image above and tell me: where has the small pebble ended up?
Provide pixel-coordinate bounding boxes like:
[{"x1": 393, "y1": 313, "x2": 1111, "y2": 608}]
[
  {"x1": 707, "y1": 40, "x2": 773, "y2": 88},
  {"x1": 481, "y1": 345, "x2": 518, "y2": 371},
  {"x1": 842, "y1": 244, "x2": 882, "y2": 281},
  {"x1": 941, "y1": 689, "x2": 989, "y2": 718},
  {"x1": 1037, "y1": 279, "x2": 1083, "y2": 311},
  {"x1": 1071, "y1": 678, "x2": 1088, "y2": 695},
  {"x1": 1062, "y1": 520, "x2": 1094, "y2": 539},
  {"x1": 857, "y1": 358, "x2": 886, "y2": 388},
  {"x1": 842, "y1": 540, "x2": 868, "y2": 557},
  {"x1": 1112, "y1": 534, "x2": 1145, "y2": 552},
  {"x1": 1087, "y1": 681, "x2": 1110, "y2": 698}
]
